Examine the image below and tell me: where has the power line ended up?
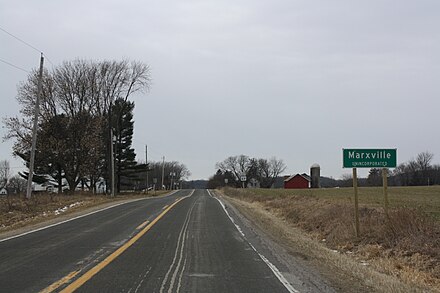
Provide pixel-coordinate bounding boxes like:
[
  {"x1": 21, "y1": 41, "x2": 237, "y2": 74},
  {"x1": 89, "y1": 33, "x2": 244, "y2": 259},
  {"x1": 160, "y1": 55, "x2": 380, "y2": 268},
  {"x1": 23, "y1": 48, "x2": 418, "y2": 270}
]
[
  {"x1": 0, "y1": 26, "x2": 42, "y2": 53},
  {"x1": 0, "y1": 26, "x2": 57, "y2": 68},
  {"x1": 0, "y1": 58, "x2": 29, "y2": 73},
  {"x1": 44, "y1": 55, "x2": 55, "y2": 67}
]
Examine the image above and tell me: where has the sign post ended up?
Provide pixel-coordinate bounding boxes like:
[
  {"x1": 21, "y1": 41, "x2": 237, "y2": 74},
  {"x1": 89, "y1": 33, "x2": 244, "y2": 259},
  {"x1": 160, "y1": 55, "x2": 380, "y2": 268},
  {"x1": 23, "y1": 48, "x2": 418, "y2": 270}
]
[
  {"x1": 343, "y1": 149, "x2": 397, "y2": 237},
  {"x1": 382, "y1": 168, "x2": 389, "y2": 218},
  {"x1": 352, "y1": 168, "x2": 360, "y2": 237},
  {"x1": 240, "y1": 175, "x2": 247, "y2": 189}
]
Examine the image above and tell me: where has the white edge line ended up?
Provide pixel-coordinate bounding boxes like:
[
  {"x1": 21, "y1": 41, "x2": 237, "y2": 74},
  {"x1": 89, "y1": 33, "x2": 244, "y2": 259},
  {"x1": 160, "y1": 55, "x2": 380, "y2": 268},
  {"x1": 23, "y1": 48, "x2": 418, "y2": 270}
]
[
  {"x1": 211, "y1": 190, "x2": 300, "y2": 293},
  {"x1": 0, "y1": 190, "x2": 180, "y2": 243}
]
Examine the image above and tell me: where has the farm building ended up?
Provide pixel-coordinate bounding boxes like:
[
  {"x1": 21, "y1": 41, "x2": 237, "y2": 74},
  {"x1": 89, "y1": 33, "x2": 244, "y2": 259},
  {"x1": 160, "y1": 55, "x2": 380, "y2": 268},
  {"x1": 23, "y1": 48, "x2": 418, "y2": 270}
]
[{"x1": 284, "y1": 173, "x2": 311, "y2": 189}]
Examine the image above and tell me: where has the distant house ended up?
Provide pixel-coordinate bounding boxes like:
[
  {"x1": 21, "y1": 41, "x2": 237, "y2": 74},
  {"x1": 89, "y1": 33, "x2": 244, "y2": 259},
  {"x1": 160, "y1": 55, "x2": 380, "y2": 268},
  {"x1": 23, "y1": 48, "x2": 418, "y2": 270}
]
[
  {"x1": 247, "y1": 178, "x2": 260, "y2": 189},
  {"x1": 0, "y1": 187, "x2": 7, "y2": 196},
  {"x1": 284, "y1": 173, "x2": 311, "y2": 189}
]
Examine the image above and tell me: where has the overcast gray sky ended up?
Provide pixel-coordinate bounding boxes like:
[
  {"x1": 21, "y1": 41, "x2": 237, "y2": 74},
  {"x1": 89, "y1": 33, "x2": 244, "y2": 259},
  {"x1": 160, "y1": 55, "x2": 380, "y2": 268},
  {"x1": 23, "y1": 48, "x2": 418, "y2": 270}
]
[{"x1": 1, "y1": 0, "x2": 440, "y2": 180}]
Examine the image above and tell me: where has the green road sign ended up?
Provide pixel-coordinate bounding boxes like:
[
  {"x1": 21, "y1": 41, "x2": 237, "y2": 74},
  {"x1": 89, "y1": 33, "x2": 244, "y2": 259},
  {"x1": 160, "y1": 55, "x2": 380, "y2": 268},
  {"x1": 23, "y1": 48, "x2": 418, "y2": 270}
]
[{"x1": 343, "y1": 149, "x2": 397, "y2": 168}]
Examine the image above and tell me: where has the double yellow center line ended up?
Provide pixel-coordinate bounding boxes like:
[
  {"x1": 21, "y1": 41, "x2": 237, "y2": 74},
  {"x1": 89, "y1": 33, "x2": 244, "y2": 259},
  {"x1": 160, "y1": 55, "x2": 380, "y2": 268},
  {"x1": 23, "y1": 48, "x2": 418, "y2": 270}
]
[{"x1": 41, "y1": 196, "x2": 188, "y2": 293}]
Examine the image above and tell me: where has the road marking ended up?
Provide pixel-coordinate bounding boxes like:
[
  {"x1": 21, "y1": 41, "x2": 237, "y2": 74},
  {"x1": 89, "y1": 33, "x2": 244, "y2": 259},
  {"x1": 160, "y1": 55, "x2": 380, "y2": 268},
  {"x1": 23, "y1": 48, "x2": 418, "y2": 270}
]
[
  {"x1": 160, "y1": 190, "x2": 196, "y2": 293},
  {"x1": 212, "y1": 190, "x2": 300, "y2": 293},
  {"x1": 162, "y1": 205, "x2": 169, "y2": 210},
  {"x1": 46, "y1": 195, "x2": 190, "y2": 293},
  {"x1": 40, "y1": 270, "x2": 81, "y2": 293},
  {"x1": 0, "y1": 190, "x2": 179, "y2": 243},
  {"x1": 136, "y1": 220, "x2": 150, "y2": 230},
  {"x1": 133, "y1": 267, "x2": 151, "y2": 293}
]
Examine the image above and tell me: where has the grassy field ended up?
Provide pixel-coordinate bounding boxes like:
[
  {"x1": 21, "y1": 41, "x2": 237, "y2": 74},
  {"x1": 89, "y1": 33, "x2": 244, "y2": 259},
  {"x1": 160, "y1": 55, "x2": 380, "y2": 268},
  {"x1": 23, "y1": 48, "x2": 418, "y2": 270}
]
[
  {"x1": 222, "y1": 186, "x2": 440, "y2": 291},
  {"x1": 229, "y1": 186, "x2": 440, "y2": 220}
]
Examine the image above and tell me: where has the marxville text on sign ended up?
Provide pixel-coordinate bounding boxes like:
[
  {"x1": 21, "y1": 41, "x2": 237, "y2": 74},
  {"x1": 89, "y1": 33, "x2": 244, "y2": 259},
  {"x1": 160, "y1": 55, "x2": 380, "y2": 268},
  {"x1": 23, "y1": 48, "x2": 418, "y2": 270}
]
[{"x1": 343, "y1": 149, "x2": 397, "y2": 168}]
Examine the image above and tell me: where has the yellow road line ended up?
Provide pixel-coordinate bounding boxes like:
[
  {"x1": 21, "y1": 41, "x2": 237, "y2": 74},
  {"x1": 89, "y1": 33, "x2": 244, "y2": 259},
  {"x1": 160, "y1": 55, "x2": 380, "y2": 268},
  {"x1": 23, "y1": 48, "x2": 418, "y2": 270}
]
[
  {"x1": 162, "y1": 205, "x2": 169, "y2": 210},
  {"x1": 136, "y1": 220, "x2": 150, "y2": 230},
  {"x1": 40, "y1": 270, "x2": 81, "y2": 293},
  {"x1": 43, "y1": 196, "x2": 187, "y2": 293}
]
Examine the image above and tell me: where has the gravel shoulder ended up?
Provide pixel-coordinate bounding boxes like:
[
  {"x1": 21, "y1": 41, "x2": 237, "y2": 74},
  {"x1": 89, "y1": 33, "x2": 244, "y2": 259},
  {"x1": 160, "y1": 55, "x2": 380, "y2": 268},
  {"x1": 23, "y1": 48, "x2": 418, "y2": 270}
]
[{"x1": 215, "y1": 190, "x2": 423, "y2": 293}]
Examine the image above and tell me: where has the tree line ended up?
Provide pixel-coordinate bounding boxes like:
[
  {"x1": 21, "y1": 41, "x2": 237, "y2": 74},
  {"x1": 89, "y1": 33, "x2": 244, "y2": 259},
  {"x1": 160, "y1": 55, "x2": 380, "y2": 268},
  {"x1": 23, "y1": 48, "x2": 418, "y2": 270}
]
[
  {"x1": 2, "y1": 59, "x2": 156, "y2": 194},
  {"x1": 381, "y1": 151, "x2": 439, "y2": 186},
  {"x1": 336, "y1": 151, "x2": 440, "y2": 187},
  {"x1": 208, "y1": 155, "x2": 286, "y2": 188},
  {"x1": 135, "y1": 160, "x2": 191, "y2": 190},
  {"x1": 0, "y1": 160, "x2": 27, "y2": 194}
]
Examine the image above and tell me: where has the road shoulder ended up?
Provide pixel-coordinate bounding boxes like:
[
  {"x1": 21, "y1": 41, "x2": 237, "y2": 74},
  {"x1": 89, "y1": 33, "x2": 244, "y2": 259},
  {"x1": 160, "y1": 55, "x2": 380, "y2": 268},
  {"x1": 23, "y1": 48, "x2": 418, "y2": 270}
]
[
  {"x1": 214, "y1": 190, "x2": 414, "y2": 293},
  {"x1": 213, "y1": 190, "x2": 339, "y2": 293}
]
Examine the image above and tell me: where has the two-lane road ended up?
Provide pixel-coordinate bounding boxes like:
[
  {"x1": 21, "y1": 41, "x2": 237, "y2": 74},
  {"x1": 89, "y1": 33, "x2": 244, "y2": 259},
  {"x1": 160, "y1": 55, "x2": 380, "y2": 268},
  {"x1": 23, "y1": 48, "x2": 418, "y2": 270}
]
[{"x1": 0, "y1": 190, "x2": 298, "y2": 292}]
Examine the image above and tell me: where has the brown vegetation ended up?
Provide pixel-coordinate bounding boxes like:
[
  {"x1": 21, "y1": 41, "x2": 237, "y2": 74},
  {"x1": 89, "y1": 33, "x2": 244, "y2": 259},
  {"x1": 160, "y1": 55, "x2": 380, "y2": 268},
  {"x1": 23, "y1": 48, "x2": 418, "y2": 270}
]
[
  {"x1": 0, "y1": 192, "x2": 163, "y2": 233},
  {"x1": 222, "y1": 187, "x2": 440, "y2": 291}
]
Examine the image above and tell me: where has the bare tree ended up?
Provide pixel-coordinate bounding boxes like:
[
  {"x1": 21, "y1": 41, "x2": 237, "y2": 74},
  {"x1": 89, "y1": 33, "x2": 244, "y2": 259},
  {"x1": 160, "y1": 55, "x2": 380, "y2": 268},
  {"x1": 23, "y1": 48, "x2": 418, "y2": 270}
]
[
  {"x1": 3, "y1": 59, "x2": 151, "y2": 193},
  {"x1": 258, "y1": 157, "x2": 286, "y2": 188},
  {"x1": 216, "y1": 155, "x2": 286, "y2": 188},
  {"x1": 392, "y1": 151, "x2": 435, "y2": 186},
  {"x1": 340, "y1": 173, "x2": 353, "y2": 187},
  {"x1": 0, "y1": 160, "x2": 10, "y2": 189},
  {"x1": 7, "y1": 175, "x2": 27, "y2": 194},
  {"x1": 416, "y1": 151, "x2": 434, "y2": 171},
  {"x1": 216, "y1": 155, "x2": 251, "y2": 183},
  {"x1": 144, "y1": 160, "x2": 190, "y2": 190}
]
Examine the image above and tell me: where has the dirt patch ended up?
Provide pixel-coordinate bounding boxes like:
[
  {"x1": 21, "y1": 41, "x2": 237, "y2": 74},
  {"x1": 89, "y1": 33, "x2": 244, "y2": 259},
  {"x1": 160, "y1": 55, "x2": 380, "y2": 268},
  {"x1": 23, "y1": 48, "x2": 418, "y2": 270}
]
[{"x1": 220, "y1": 188, "x2": 439, "y2": 293}]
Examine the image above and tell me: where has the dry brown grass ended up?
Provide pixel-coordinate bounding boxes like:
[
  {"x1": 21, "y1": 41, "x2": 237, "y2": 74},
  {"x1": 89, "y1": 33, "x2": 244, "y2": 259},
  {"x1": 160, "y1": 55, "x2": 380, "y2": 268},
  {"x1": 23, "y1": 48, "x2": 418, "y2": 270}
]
[
  {"x1": 0, "y1": 191, "x2": 166, "y2": 233},
  {"x1": 222, "y1": 187, "x2": 440, "y2": 292}
]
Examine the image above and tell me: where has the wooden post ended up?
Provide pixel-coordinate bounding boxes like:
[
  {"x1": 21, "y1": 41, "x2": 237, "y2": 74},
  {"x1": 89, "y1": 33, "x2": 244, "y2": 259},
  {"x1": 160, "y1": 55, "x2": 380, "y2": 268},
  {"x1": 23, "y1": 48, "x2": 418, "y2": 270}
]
[
  {"x1": 382, "y1": 168, "x2": 389, "y2": 218},
  {"x1": 353, "y1": 168, "x2": 360, "y2": 238}
]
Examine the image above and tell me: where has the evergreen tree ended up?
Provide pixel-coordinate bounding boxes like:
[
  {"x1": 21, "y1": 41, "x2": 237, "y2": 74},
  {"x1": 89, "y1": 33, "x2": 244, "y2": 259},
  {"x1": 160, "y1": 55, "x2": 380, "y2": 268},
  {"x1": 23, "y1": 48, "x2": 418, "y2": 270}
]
[{"x1": 112, "y1": 98, "x2": 144, "y2": 192}]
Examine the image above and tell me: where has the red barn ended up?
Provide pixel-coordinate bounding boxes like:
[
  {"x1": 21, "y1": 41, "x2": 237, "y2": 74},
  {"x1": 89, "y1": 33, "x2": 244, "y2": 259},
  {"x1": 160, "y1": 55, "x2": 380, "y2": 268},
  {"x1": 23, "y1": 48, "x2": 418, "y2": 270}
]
[{"x1": 284, "y1": 174, "x2": 311, "y2": 189}]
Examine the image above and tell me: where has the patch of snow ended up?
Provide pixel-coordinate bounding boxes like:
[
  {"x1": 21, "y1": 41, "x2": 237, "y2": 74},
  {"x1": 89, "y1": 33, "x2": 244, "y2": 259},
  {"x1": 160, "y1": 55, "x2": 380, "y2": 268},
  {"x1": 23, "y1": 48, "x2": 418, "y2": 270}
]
[{"x1": 54, "y1": 202, "x2": 82, "y2": 215}]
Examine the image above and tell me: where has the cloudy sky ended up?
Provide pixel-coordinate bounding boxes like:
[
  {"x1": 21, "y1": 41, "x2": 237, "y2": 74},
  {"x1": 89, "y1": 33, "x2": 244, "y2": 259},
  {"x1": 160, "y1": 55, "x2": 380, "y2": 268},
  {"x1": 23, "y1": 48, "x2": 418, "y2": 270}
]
[{"x1": 1, "y1": 0, "x2": 439, "y2": 180}]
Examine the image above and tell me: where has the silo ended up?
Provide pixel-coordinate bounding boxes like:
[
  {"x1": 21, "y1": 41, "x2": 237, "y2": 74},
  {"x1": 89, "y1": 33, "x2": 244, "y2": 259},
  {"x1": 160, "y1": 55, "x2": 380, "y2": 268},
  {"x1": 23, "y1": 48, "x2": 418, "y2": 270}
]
[{"x1": 310, "y1": 163, "x2": 321, "y2": 188}]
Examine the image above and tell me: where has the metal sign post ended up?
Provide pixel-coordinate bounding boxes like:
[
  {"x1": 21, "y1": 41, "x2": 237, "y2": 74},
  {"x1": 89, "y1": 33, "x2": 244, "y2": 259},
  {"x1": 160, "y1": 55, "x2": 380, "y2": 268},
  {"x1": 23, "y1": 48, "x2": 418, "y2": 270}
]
[
  {"x1": 240, "y1": 175, "x2": 247, "y2": 189},
  {"x1": 153, "y1": 178, "x2": 157, "y2": 195}
]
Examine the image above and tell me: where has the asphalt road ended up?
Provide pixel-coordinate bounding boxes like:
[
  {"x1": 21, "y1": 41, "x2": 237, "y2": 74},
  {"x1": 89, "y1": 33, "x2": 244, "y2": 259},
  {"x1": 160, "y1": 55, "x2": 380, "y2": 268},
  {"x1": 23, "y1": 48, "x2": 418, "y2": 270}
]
[{"x1": 0, "y1": 190, "x2": 295, "y2": 292}]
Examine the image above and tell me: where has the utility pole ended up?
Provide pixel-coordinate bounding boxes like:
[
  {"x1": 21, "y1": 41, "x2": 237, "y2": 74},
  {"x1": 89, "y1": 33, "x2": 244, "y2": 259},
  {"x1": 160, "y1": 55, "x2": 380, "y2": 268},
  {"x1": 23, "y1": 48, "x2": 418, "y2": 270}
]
[
  {"x1": 26, "y1": 53, "x2": 44, "y2": 200},
  {"x1": 110, "y1": 126, "x2": 115, "y2": 197},
  {"x1": 170, "y1": 171, "x2": 175, "y2": 190},
  {"x1": 108, "y1": 100, "x2": 115, "y2": 197},
  {"x1": 161, "y1": 156, "x2": 165, "y2": 190},
  {"x1": 145, "y1": 145, "x2": 148, "y2": 194}
]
